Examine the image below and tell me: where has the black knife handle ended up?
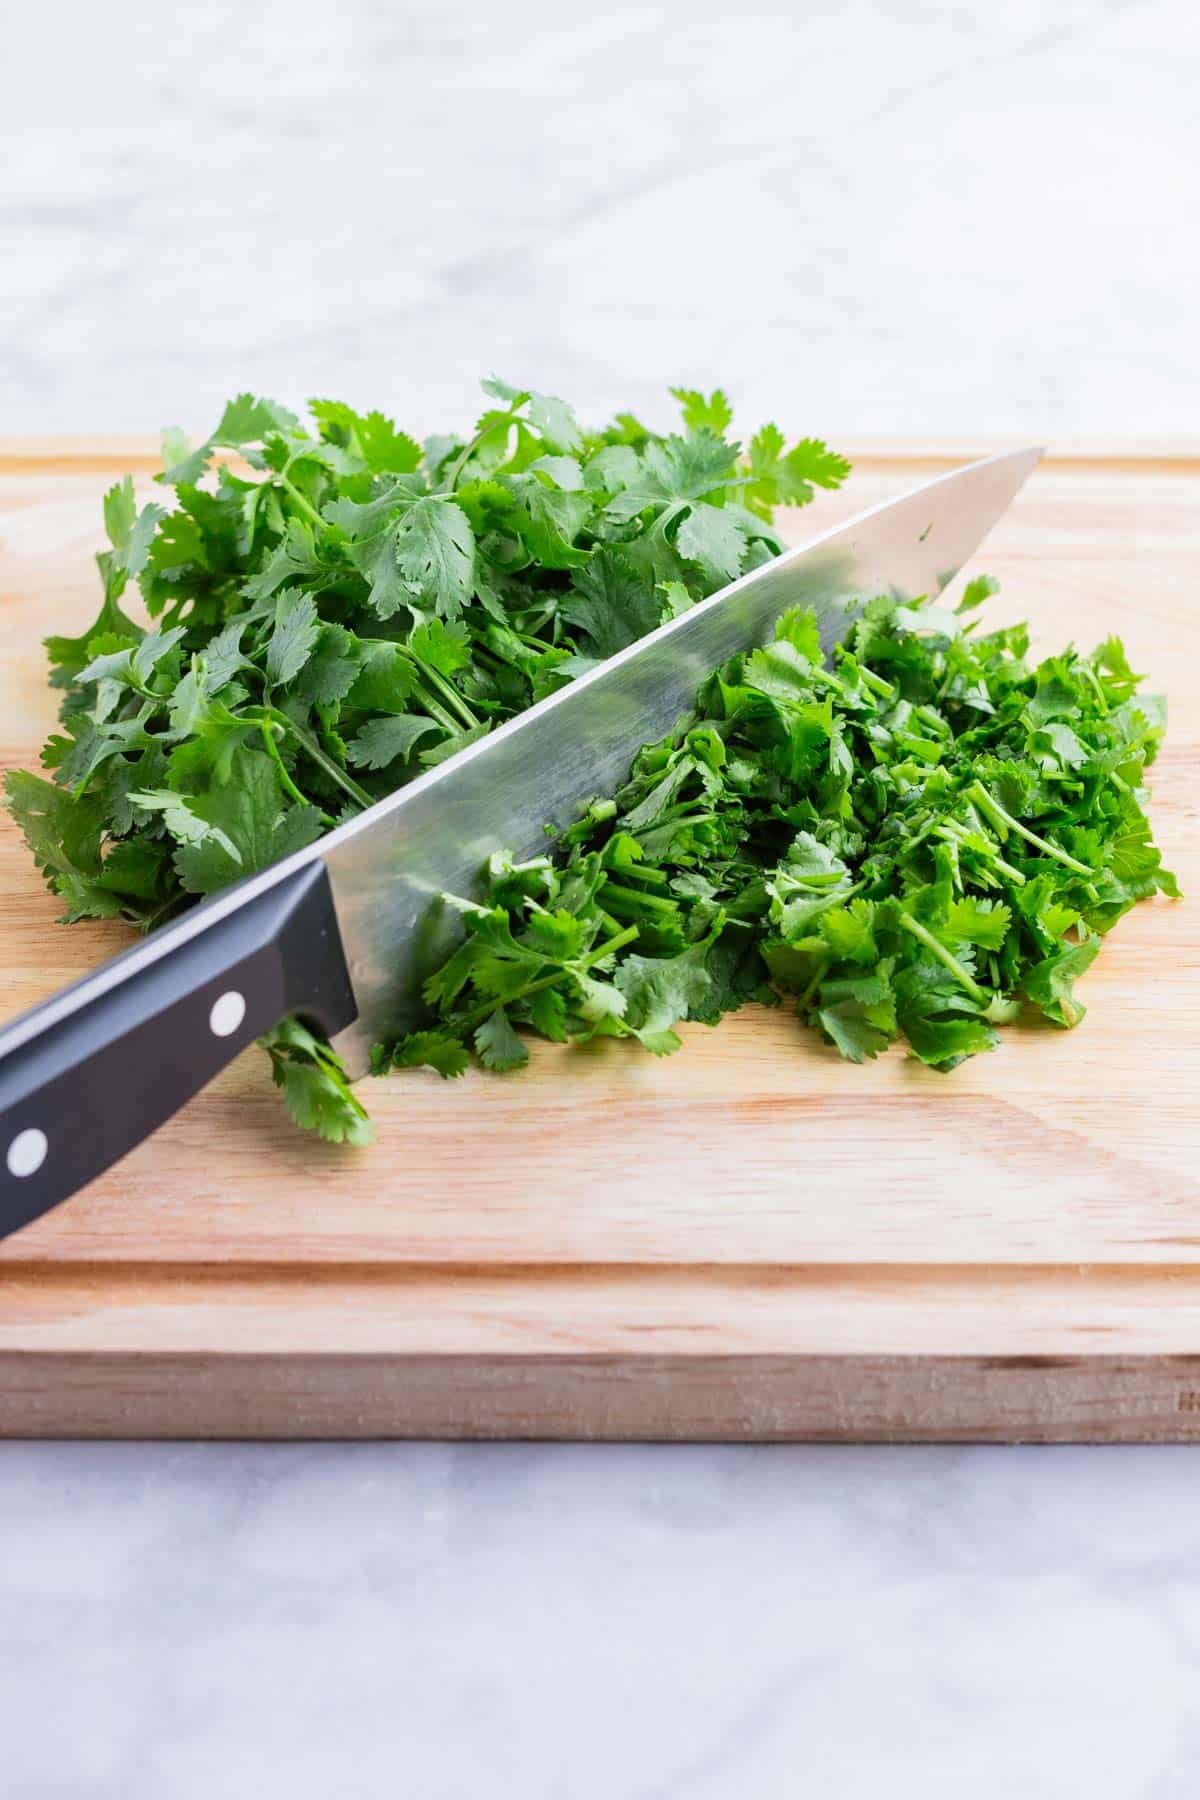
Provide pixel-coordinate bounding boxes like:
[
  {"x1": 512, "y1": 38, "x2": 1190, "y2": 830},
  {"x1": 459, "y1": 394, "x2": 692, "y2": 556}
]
[{"x1": 0, "y1": 861, "x2": 357, "y2": 1242}]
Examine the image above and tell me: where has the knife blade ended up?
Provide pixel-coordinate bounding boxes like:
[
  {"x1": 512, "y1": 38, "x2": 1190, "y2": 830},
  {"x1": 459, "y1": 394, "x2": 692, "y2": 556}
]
[{"x1": 0, "y1": 447, "x2": 1040, "y2": 1234}]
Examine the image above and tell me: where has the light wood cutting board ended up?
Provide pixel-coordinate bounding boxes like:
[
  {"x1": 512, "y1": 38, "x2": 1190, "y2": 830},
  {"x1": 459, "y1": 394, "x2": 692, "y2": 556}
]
[{"x1": 0, "y1": 440, "x2": 1196, "y2": 1441}]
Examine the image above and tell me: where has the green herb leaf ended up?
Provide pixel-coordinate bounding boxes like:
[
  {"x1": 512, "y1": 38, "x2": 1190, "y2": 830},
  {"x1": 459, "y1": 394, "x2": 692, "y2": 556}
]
[
  {"x1": 474, "y1": 1007, "x2": 529, "y2": 1071},
  {"x1": 345, "y1": 714, "x2": 442, "y2": 770},
  {"x1": 394, "y1": 497, "x2": 476, "y2": 618},
  {"x1": 266, "y1": 590, "x2": 322, "y2": 687}
]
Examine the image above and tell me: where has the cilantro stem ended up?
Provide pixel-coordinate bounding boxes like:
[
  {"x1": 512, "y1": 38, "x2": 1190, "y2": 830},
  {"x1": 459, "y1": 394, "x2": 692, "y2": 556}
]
[
  {"x1": 896, "y1": 910, "x2": 988, "y2": 1005},
  {"x1": 472, "y1": 642, "x2": 518, "y2": 673},
  {"x1": 801, "y1": 870, "x2": 852, "y2": 889},
  {"x1": 280, "y1": 477, "x2": 327, "y2": 532},
  {"x1": 414, "y1": 687, "x2": 463, "y2": 735},
  {"x1": 458, "y1": 924, "x2": 641, "y2": 1029},
  {"x1": 393, "y1": 649, "x2": 478, "y2": 732},
  {"x1": 578, "y1": 924, "x2": 643, "y2": 970},
  {"x1": 805, "y1": 665, "x2": 852, "y2": 699},
  {"x1": 966, "y1": 781, "x2": 1092, "y2": 876},
  {"x1": 415, "y1": 659, "x2": 479, "y2": 729},
  {"x1": 857, "y1": 666, "x2": 895, "y2": 701},
  {"x1": 914, "y1": 704, "x2": 951, "y2": 737},
  {"x1": 265, "y1": 710, "x2": 373, "y2": 811},
  {"x1": 260, "y1": 720, "x2": 335, "y2": 824},
  {"x1": 794, "y1": 955, "x2": 831, "y2": 1011},
  {"x1": 606, "y1": 861, "x2": 670, "y2": 890},
  {"x1": 600, "y1": 880, "x2": 679, "y2": 917},
  {"x1": 441, "y1": 404, "x2": 522, "y2": 494},
  {"x1": 1078, "y1": 662, "x2": 1110, "y2": 715},
  {"x1": 140, "y1": 893, "x2": 190, "y2": 933},
  {"x1": 933, "y1": 821, "x2": 1026, "y2": 886},
  {"x1": 519, "y1": 608, "x2": 557, "y2": 640}
]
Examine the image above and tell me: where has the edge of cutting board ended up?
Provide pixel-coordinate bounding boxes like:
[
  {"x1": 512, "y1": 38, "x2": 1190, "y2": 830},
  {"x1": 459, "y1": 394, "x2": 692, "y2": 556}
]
[
  {"x1": 3, "y1": 435, "x2": 1200, "y2": 476},
  {"x1": 5, "y1": 1355, "x2": 1200, "y2": 1442},
  {"x1": 6, "y1": 1264, "x2": 1200, "y2": 1440}
]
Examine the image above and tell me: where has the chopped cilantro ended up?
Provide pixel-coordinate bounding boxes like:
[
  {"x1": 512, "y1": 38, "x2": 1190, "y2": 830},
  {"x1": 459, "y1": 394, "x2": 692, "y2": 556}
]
[{"x1": 380, "y1": 592, "x2": 1177, "y2": 1079}]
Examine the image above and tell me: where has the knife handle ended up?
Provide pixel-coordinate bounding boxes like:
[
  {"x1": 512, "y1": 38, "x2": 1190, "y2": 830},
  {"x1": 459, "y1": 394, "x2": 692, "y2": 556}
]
[{"x1": 0, "y1": 861, "x2": 357, "y2": 1242}]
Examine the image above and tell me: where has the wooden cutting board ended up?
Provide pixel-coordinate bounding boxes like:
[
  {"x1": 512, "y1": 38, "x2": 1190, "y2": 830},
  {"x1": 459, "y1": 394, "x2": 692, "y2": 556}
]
[{"x1": 1, "y1": 440, "x2": 1197, "y2": 1442}]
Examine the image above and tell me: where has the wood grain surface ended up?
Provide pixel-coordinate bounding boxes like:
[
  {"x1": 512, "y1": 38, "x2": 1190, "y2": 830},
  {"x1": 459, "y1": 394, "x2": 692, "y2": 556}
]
[{"x1": 0, "y1": 442, "x2": 1196, "y2": 1439}]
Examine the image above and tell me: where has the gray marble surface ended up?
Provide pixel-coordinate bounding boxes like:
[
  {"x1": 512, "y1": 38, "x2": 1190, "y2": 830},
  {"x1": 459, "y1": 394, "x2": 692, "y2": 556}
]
[
  {"x1": 3, "y1": 0, "x2": 1199, "y2": 438},
  {"x1": 2, "y1": 1, "x2": 1199, "y2": 1794},
  {"x1": 4, "y1": 1443, "x2": 1200, "y2": 1798}
]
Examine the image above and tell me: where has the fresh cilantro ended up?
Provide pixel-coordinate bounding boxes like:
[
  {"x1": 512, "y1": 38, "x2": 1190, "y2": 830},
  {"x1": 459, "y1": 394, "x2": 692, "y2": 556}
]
[
  {"x1": 7, "y1": 381, "x2": 845, "y2": 1140},
  {"x1": 262, "y1": 1017, "x2": 373, "y2": 1145},
  {"x1": 669, "y1": 388, "x2": 734, "y2": 436},
  {"x1": 383, "y1": 589, "x2": 1176, "y2": 1079}
]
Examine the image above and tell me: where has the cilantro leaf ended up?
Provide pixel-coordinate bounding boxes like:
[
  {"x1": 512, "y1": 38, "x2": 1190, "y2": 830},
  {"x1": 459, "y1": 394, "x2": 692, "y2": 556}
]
[
  {"x1": 158, "y1": 394, "x2": 299, "y2": 486},
  {"x1": 1022, "y1": 934, "x2": 1101, "y2": 1028},
  {"x1": 309, "y1": 400, "x2": 422, "y2": 475},
  {"x1": 818, "y1": 1000, "x2": 890, "y2": 1063},
  {"x1": 263, "y1": 1018, "x2": 374, "y2": 1146},
  {"x1": 474, "y1": 1007, "x2": 529, "y2": 1071},
  {"x1": 671, "y1": 387, "x2": 734, "y2": 436},
  {"x1": 394, "y1": 497, "x2": 476, "y2": 618},
  {"x1": 409, "y1": 617, "x2": 472, "y2": 678},
  {"x1": 266, "y1": 590, "x2": 322, "y2": 687},
  {"x1": 561, "y1": 550, "x2": 663, "y2": 658},
  {"x1": 244, "y1": 518, "x2": 331, "y2": 602},
  {"x1": 376, "y1": 1030, "x2": 471, "y2": 1079},
  {"x1": 613, "y1": 934, "x2": 716, "y2": 1040},
  {"x1": 140, "y1": 750, "x2": 323, "y2": 893},
  {"x1": 744, "y1": 427, "x2": 849, "y2": 518},
  {"x1": 944, "y1": 896, "x2": 1011, "y2": 950},
  {"x1": 5, "y1": 769, "x2": 105, "y2": 893},
  {"x1": 345, "y1": 714, "x2": 442, "y2": 770},
  {"x1": 675, "y1": 503, "x2": 746, "y2": 586},
  {"x1": 527, "y1": 391, "x2": 583, "y2": 454}
]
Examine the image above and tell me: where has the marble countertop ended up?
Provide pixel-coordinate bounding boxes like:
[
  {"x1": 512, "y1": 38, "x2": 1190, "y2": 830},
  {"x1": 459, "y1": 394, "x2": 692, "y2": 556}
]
[
  {"x1": 4, "y1": 0, "x2": 1198, "y2": 441},
  {"x1": 4, "y1": 1442, "x2": 1200, "y2": 1797},
  {"x1": 2, "y1": 0, "x2": 1198, "y2": 1792}
]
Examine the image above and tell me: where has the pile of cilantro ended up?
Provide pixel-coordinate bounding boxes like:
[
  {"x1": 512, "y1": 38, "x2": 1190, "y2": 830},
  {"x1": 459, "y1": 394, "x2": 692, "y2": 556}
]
[
  {"x1": 6, "y1": 382, "x2": 849, "y2": 1143},
  {"x1": 377, "y1": 580, "x2": 1177, "y2": 1082}
]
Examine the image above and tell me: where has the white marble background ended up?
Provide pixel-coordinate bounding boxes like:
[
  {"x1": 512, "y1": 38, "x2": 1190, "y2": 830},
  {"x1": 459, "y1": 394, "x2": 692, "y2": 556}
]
[
  {"x1": 3, "y1": 0, "x2": 1198, "y2": 438},
  {"x1": 2, "y1": 1, "x2": 1199, "y2": 1795}
]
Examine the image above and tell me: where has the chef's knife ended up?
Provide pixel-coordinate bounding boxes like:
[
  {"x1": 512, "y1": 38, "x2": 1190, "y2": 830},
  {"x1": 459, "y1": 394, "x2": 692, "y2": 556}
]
[{"x1": 0, "y1": 448, "x2": 1040, "y2": 1237}]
